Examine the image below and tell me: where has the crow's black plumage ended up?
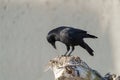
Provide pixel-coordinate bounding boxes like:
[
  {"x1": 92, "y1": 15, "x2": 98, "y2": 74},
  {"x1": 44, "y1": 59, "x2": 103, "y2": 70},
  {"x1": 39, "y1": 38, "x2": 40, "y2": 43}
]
[{"x1": 47, "y1": 26, "x2": 97, "y2": 56}]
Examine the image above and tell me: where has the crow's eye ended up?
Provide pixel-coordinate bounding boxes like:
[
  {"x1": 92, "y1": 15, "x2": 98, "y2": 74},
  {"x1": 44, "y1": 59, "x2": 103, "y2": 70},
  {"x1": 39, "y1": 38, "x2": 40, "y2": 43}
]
[
  {"x1": 47, "y1": 35, "x2": 55, "y2": 43},
  {"x1": 48, "y1": 38, "x2": 52, "y2": 43}
]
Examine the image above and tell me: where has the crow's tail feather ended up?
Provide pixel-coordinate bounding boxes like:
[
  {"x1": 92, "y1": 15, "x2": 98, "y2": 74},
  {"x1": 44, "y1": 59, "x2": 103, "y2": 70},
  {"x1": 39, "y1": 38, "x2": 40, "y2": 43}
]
[
  {"x1": 79, "y1": 41, "x2": 94, "y2": 56},
  {"x1": 85, "y1": 34, "x2": 98, "y2": 38}
]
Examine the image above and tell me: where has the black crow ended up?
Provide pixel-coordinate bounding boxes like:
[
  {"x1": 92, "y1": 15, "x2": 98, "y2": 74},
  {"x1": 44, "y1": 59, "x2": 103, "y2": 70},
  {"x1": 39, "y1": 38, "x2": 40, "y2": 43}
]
[{"x1": 47, "y1": 26, "x2": 97, "y2": 56}]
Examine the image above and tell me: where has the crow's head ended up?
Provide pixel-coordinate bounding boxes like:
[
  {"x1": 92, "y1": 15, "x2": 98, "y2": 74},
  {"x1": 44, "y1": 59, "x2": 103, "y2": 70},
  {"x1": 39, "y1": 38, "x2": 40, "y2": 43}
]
[{"x1": 47, "y1": 34, "x2": 57, "y2": 49}]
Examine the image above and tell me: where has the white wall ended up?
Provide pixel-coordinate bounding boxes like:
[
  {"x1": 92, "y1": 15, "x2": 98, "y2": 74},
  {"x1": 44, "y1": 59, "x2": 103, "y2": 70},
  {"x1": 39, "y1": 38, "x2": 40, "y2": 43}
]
[{"x1": 0, "y1": 0, "x2": 120, "y2": 80}]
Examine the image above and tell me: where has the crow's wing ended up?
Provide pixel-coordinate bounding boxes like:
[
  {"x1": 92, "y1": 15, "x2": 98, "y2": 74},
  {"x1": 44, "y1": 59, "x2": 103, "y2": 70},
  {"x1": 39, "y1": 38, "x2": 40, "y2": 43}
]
[
  {"x1": 66, "y1": 27, "x2": 87, "y2": 35},
  {"x1": 60, "y1": 28, "x2": 87, "y2": 44},
  {"x1": 68, "y1": 28, "x2": 87, "y2": 41}
]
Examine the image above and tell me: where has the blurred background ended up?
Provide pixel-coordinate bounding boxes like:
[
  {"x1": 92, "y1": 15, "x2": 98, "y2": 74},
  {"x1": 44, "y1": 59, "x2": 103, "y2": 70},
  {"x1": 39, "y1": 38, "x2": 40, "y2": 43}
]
[{"x1": 0, "y1": 0, "x2": 120, "y2": 80}]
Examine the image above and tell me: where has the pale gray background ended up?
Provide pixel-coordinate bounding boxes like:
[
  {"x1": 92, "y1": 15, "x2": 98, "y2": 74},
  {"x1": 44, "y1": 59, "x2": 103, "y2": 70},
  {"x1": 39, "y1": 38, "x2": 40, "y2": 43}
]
[{"x1": 0, "y1": 0, "x2": 120, "y2": 80}]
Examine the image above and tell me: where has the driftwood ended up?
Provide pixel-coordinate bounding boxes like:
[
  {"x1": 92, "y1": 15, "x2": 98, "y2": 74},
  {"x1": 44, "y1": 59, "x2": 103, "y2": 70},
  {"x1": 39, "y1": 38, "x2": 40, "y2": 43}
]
[{"x1": 47, "y1": 56, "x2": 120, "y2": 80}]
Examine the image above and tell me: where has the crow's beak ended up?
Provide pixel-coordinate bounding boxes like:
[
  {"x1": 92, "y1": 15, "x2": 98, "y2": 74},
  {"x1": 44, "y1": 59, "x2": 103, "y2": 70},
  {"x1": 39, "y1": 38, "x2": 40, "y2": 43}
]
[{"x1": 51, "y1": 42, "x2": 56, "y2": 49}]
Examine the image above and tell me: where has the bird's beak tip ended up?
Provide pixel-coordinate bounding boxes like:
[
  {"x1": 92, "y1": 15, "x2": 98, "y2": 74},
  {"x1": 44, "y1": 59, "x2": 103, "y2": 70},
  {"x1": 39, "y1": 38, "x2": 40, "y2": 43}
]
[
  {"x1": 51, "y1": 43, "x2": 57, "y2": 49},
  {"x1": 54, "y1": 46, "x2": 57, "y2": 49},
  {"x1": 53, "y1": 45, "x2": 57, "y2": 49}
]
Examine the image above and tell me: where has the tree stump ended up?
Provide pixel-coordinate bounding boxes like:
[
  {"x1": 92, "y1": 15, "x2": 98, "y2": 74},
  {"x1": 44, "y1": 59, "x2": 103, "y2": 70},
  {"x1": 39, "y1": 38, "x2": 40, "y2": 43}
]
[{"x1": 47, "y1": 56, "x2": 120, "y2": 80}]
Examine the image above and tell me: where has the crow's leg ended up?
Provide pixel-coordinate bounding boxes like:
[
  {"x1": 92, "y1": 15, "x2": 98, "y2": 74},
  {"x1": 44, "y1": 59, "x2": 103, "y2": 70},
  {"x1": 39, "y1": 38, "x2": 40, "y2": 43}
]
[
  {"x1": 64, "y1": 45, "x2": 70, "y2": 56},
  {"x1": 68, "y1": 46, "x2": 74, "y2": 56}
]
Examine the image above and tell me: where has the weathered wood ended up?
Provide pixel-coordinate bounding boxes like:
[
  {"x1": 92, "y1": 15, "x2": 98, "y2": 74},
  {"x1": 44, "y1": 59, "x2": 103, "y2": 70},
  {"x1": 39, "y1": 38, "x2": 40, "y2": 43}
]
[
  {"x1": 47, "y1": 56, "x2": 120, "y2": 80},
  {"x1": 47, "y1": 56, "x2": 102, "y2": 80}
]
